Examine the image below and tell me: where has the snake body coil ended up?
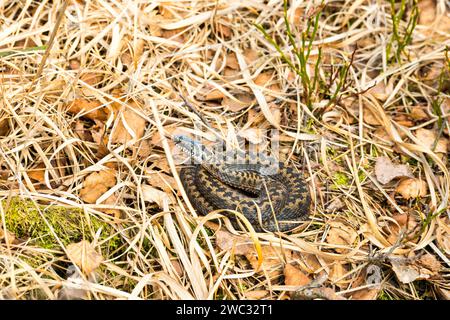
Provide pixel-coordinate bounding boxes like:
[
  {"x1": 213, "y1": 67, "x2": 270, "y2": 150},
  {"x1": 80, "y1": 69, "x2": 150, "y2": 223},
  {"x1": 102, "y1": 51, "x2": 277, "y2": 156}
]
[{"x1": 174, "y1": 135, "x2": 310, "y2": 232}]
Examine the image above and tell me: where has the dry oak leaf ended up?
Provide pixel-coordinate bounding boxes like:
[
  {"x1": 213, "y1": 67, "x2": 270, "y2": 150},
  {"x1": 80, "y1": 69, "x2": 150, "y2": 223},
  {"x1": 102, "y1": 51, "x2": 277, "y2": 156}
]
[
  {"x1": 141, "y1": 184, "x2": 173, "y2": 208},
  {"x1": 150, "y1": 125, "x2": 180, "y2": 149},
  {"x1": 196, "y1": 86, "x2": 226, "y2": 101},
  {"x1": 216, "y1": 22, "x2": 232, "y2": 39},
  {"x1": 410, "y1": 106, "x2": 430, "y2": 121},
  {"x1": 366, "y1": 81, "x2": 392, "y2": 101},
  {"x1": 27, "y1": 163, "x2": 46, "y2": 183},
  {"x1": 0, "y1": 118, "x2": 10, "y2": 136},
  {"x1": 242, "y1": 290, "x2": 269, "y2": 300},
  {"x1": 326, "y1": 220, "x2": 358, "y2": 253},
  {"x1": 80, "y1": 72, "x2": 102, "y2": 86},
  {"x1": 0, "y1": 228, "x2": 16, "y2": 245},
  {"x1": 66, "y1": 99, "x2": 108, "y2": 122},
  {"x1": 418, "y1": 0, "x2": 436, "y2": 25},
  {"x1": 254, "y1": 72, "x2": 274, "y2": 86},
  {"x1": 243, "y1": 48, "x2": 259, "y2": 65},
  {"x1": 80, "y1": 169, "x2": 116, "y2": 204},
  {"x1": 215, "y1": 230, "x2": 254, "y2": 256},
  {"x1": 66, "y1": 240, "x2": 104, "y2": 275},
  {"x1": 373, "y1": 127, "x2": 393, "y2": 145},
  {"x1": 225, "y1": 52, "x2": 239, "y2": 70},
  {"x1": 222, "y1": 93, "x2": 254, "y2": 112},
  {"x1": 347, "y1": 268, "x2": 380, "y2": 300},
  {"x1": 393, "y1": 114, "x2": 415, "y2": 127},
  {"x1": 374, "y1": 156, "x2": 413, "y2": 184},
  {"x1": 386, "y1": 213, "x2": 420, "y2": 245},
  {"x1": 396, "y1": 178, "x2": 428, "y2": 199},
  {"x1": 223, "y1": 67, "x2": 241, "y2": 81},
  {"x1": 146, "y1": 171, "x2": 178, "y2": 192},
  {"x1": 238, "y1": 128, "x2": 265, "y2": 144},
  {"x1": 246, "y1": 245, "x2": 293, "y2": 278},
  {"x1": 101, "y1": 193, "x2": 121, "y2": 218},
  {"x1": 389, "y1": 253, "x2": 441, "y2": 284},
  {"x1": 363, "y1": 108, "x2": 382, "y2": 126},
  {"x1": 284, "y1": 264, "x2": 311, "y2": 287},
  {"x1": 415, "y1": 128, "x2": 448, "y2": 154},
  {"x1": 110, "y1": 102, "x2": 147, "y2": 144},
  {"x1": 328, "y1": 262, "x2": 348, "y2": 289},
  {"x1": 326, "y1": 197, "x2": 345, "y2": 213}
]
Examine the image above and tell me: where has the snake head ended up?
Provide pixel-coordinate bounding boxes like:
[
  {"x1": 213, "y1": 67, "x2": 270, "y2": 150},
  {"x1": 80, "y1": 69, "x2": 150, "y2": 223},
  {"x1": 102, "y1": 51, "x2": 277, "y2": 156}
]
[{"x1": 173, "y1": 134, "x2": 213, "y2": 164}]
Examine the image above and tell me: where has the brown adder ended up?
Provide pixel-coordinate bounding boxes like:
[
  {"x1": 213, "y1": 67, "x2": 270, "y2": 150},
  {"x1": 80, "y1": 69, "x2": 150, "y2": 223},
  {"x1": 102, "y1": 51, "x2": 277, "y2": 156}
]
[{"x1": 174, "y1": 135, "x2": 310, "y2": 232}]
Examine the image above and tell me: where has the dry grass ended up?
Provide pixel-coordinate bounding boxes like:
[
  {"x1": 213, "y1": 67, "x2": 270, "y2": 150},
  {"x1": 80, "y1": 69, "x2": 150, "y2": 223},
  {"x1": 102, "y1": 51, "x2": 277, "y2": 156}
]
[{"x1": 0, "y1": 0, "x2": 449, "y2": 300}]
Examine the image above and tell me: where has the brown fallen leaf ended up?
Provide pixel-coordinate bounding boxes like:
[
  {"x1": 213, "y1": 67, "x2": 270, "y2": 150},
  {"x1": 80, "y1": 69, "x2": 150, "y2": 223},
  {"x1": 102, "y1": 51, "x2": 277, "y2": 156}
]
[
  {"x1": 418, "y1": 0, "x2": 436, "y2": 25},
  {"x1": 0, "y1": 228, "x2": 16, "y2": 245},
  {"x1": 373, "y1": 127, "x2": 394, "y2": 145},
  {"x1": 66, "y1": 240, "x2": 104, "y2": 275},
  {"x1": 101, "y1": 193, "x2": 121, "y2": 218},
  {"x1": 69, "y1": 59, "x2": 81, "y2": 70},
  {"x1": 246, "y1": 245, "x2": 293, "y2": 279},
  {"x1": 79, "y1": 168, "x2": 117, "y2": 204},
  {"x1": 222, "y1": 93, "x2": 254, "y2": 112},
  {"x1": 328, "y1": 262, "x2": 348, "y2": 289},
  {"x1": 66, "y1": 99, "x2": 108, "y2": 122},
  {"x1": 0, "y1": 118, "x2": 10, "y2": 136},
  {"x1": 418, "y1": 62, "x2": 444, "y2": 82},
  {"x1": 216, "y1": 21, "x2": 232, "y2": 39},
  {"x1": 146, "y1": 171, "x2": 178, "y2": 192},
  {"x1": 374, "y1": 156, "x2": 413, "y2": 184},
  {"x1": 238, "y1": 128, "x2": 265, "y2": 144},
  {"x1": 110, "y1": 101, "x2": 147, "y2": 144},
  {"x1": 410, "y1": 106, "x2": 430, "y2": 121},
  {"x1": 225, "y1": 52, "x2": 239, "y2": 70},
  {"x1": 393, "y1": 114, "x2": 415, "y2": 127},
  {"x1": 80, "y1": 72, "x2": 102, "y2": 86},
  {"x1": 396, "y1": 178, "x2": 428, "y2": 199},
  {"x1": 385, "y1": 213, "x2": 420, "y2": 245},
  {"x1": 415, "y1": 128, "x2": 448, "y2": 154},
  {"x1": 363, "y1": 108, "x2": 382, "y2": 126},
  {"x1": 215, "y1": 229, "x2": 292, "y2": 278},
  {"x1": 27, "y1": 163, "x2": 46, "y2": 183},
  {"x1": 366, "y1": 81, "x2": 392, "y2": 101},
  {"x1": 215, "y1": 230, "x2": 254, "y2": 255},
  {"x1": 149, "y1": 125, "x2": 180, "y2": 149},
  {"x1": 141, "y1": 184, "x2": 173, "y2": 208},
  {"x1": 326, "y1": 197, "x2": 345, "y2": 213},
  {"x1": 161, "y1": 28, "x2": 186, "y2": 43},
  {"x1": 389, "y1": 253, "x2": 441, "y2": 284},
  {"x1": 254, "y1": 72, "x2": 274, "y2": 86},
  {"x1": 284, "y1": 264, "x2": 311, "y2": 286},
  {"x1": 242, "y1": 290, "x2": 269, "y2": 300},
  {"x1": 326, "y1": 220, "x2": 358, "y2": 253},
  {"x1": 243, "y1": 48, "x2": 259, "y2": 65},
  {"x1": 223, "y1": 67, "x2": 241, "y2": 81},
  {"x1": 202, "y1": 88, "x2": 226, "y2": 101},
  {"x1": 170, "y1": 259, "x2": 184, "y2": 277}
]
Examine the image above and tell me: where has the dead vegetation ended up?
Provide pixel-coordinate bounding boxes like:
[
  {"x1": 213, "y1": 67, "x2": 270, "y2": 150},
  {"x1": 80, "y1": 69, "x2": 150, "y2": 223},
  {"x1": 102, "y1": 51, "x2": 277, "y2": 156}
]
[{"x1": 0, "y1": 0, "x2": 449, "y2": 300}]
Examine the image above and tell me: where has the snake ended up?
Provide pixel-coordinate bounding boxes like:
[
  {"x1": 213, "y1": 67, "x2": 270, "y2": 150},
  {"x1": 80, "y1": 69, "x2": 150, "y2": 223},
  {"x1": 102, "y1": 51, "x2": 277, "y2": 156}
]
[{"x1": 173, "y1": 135, "x2": 310, "y2": 232}]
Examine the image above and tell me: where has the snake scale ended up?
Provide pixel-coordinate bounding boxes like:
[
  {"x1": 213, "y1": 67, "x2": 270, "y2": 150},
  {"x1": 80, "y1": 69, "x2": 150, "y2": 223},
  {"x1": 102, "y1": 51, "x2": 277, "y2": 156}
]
[{"x1": 174, "y1": 135, "x2": 310, "y2": 232}]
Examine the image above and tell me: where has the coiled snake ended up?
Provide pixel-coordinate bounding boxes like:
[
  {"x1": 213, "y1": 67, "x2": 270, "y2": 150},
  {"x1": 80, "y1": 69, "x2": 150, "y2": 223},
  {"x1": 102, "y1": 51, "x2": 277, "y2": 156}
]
[{"x1": 174, "y1": 135, "x2": 310, "y2": 232}]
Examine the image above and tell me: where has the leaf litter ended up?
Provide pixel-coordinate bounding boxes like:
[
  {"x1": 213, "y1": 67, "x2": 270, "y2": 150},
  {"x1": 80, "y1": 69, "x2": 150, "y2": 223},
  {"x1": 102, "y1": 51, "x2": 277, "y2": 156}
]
[{"x1": 0, "y1": 0, "x2": 448, "y2": 300}]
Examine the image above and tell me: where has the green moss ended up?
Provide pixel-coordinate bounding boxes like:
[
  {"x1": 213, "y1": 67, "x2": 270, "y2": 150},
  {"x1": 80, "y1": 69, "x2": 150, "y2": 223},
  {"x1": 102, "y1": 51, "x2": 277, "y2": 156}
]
[
  {"x1": 333, "y1": 172, "x2": 350, "y2": 187},
  {"x1": 2, "y1": 198, "x2": 122, "y2": 251},
  {"x1": 358, "y1": 170, "x2": 366, "y2": 183}
]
